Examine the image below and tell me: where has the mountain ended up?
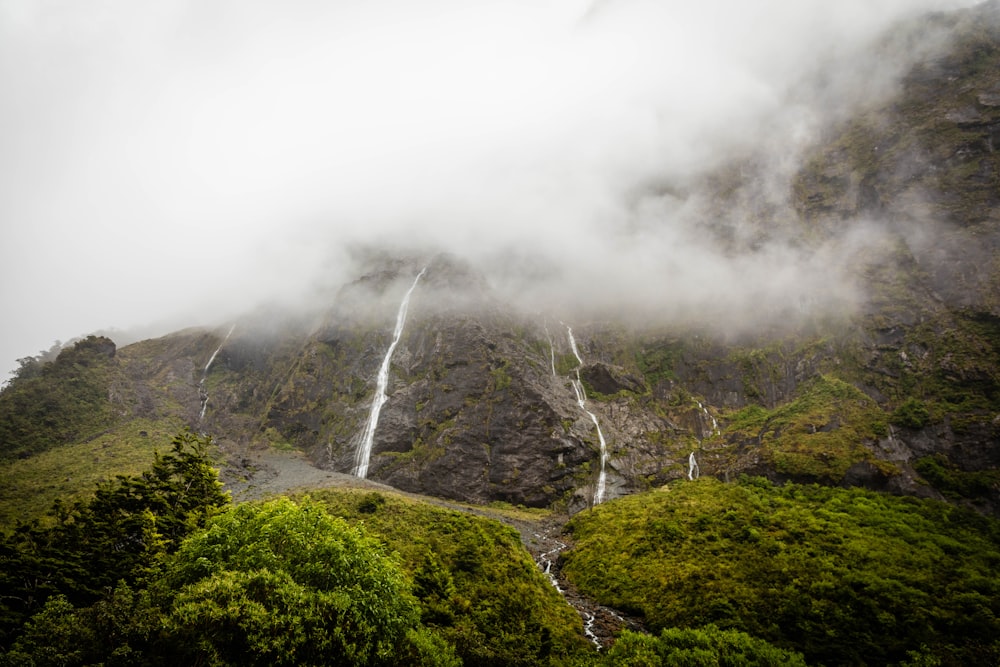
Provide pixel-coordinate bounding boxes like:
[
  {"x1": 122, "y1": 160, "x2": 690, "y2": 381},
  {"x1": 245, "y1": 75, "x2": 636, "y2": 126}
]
[
  {"x1": 3, "y1": 2, "x2": 1000, "y2": 523},
  {"x1": 3, "y1": 3, "x2": 1000, "y2": 664}
]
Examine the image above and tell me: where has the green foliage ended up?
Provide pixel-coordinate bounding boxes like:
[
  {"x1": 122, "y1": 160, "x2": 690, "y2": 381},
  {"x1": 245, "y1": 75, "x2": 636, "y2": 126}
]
[
  {"x1": 555, "y1": 352, "x2": 581, "y2": 376},
  {"x1": 0, "y1": 432, "x2": 229, "y2": 647},
  {"x1": 1, "y1": 583, "x2": 159, "y2": 667},
  {"x1": 489, "y1": 360, "x2": 512, "y2": 392},
  {"x1": 598, "y1": 626, "x2": 807, "y2": 667},
  {"x1": 633, "y1": 343, "x2": 681, "y2": 386},
  {"x1": 892, "y1": 397, "x2": 932, "y2": 428},
  {"x1": 726, "y1": 375, "x2": 890, "y2": 480},
  {"x1": 2, "y1": 497, "x2": 457, "y2": 667},
  {"x1": 915, "y1": 454, "x2": 1000, "y2": 501},
  {"x1": 562, "y1": 478, "x2": 1000, "y2": 666},
  {"x1": 156, "y1": 497, "x2": 419, "y2": 666},
  {"x1": 0, "y1": 336, "x2": 118, "y2": 461},
  {"x1": 303, "y1": 488, "x2": 590, "y2": 665},
  {"x1": 724, "y1": 404, "x2": 769, "y2": 432}
]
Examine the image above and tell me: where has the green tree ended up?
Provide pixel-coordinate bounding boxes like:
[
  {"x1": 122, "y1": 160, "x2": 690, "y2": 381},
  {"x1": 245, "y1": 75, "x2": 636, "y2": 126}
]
[
  {"x1": 1, "y1": 583, "x2": 160, "y2": 667},
  {"x1": 563, "y1": 477, "x2": 1000, "y2": 665},
  {"x1": 0, "y1": 432, "x2": 228, "y2": 647},
  {"x1": 154, "y1": 497, "x2": 422, "y2": 666}
]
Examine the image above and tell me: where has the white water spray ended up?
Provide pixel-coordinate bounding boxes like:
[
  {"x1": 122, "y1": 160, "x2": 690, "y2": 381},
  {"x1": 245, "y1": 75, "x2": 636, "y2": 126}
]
[
  {"x1": 688, "y1": 451, "x2": 700, "y2": 481},
  {"x1": 354, "y1": 268, "x2": 426, "y2": 478},
  {"x1": 198, "y1": 324, "x2": 235, "y2": 421},
  {"x1": 566, "y1": 325, "x2": 583, "y2": 366},
  {"x1": 566, "y1": 326, "x2": 608, "y2": 505}
]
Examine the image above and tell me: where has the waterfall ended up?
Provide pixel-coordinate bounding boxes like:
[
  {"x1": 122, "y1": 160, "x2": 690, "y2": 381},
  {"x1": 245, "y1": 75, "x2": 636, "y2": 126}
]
[
  {"x1": 354, "y1": 268, "x2": 426, "y2": 478},
  {"x1": 544, "y1": 324, "x2": 557, "y2": 377},
  {"x1": 531, "y1": 528, "x2": 606, "y2": 649},
  {"x1": 566, "y1": 325, "x2": 583, "y2": 366},
  {"x1": 688, "y1": 451, "x2": 700, "y2": 480},
  {"x1": 199, "y1": 324, "x2": 235, "y2": 421},
  {"x1": 696, "y1": 400, "x2": 720, "y2": 436},
  {"x1": 566, "y1": 326, "x2": 608, "y2": 505}
]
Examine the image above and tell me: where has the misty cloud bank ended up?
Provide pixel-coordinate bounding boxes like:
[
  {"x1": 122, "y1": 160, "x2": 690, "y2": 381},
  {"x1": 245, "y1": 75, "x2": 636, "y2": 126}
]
[{"x1": 0, "y1": 0, "x2": 982, "y2": 374}]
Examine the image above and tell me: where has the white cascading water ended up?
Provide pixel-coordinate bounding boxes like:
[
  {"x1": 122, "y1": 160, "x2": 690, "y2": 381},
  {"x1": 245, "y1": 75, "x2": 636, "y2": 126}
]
[
  {"x1": 535, "y1": 530, "x2": 567, "y2": 593},
  {"x1": 354, "y1": 268, "x2": 426, "y2": 478},
  {"x1": 687, "y1": 400, "x2": 715, "y2": 481},
  {"x1": 199, "y1": 324, "x2": 235, "y2": 421},
  {"x1": 696, "y1": 400, "x2": 720, "y2": 436},
  {"x1": 566, "y1": 325, "x2": 583, "y2": 366},
  {"x1": 531, "y1": 528, "x2": 605, "y2": 649},
  {"x1": 566, "y1": 326, "x2": 608, "y2": 505},
  {"x1": 544, "y1": 324, "x2": 557, "y2": 377},
  {"x1": 688, "y1": 451, "x2": 700, "y2": 481},
  {"x1": 584, "y1": 614, "x2": 602, "y2": 650}
]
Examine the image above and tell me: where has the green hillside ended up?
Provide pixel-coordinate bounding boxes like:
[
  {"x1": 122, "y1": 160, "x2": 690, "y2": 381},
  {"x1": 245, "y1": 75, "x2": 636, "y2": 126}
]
[{"x1": 562, "y1": 477, "x2": 1000, "y2": 665}]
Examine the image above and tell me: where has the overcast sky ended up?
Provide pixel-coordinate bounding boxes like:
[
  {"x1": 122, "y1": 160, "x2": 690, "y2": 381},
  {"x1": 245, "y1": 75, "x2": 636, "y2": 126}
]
[{"x1": 0, "y1": 0, "x2": 981, "y2": 379}]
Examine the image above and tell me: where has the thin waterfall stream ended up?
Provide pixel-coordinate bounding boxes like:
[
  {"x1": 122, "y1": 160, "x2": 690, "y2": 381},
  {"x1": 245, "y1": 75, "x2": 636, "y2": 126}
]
[
  {"x1": 524, "y1": 523, "x2": 640, "y2": 650},
  {"x1": 688, "y1": 400, "x2": 716, "y2": 481},
  {"x1": 687, "y1": 451, "x2": 700, "y2": 480},
  {"x1": 544, "y1": 324, "x2": 557, "y2": 377},
  {"x1": 198, "y1": 324, "x2": 235, "y2": 421},
  {"x1": 354, "y1": 268, "x2": 426, "y2": 478},
  {"x1": 566, "y1": 326, "x2": 608, "y2": 505}
]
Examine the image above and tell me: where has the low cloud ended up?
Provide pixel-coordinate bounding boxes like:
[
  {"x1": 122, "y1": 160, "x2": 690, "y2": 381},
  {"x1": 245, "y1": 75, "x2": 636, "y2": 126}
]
[{"x1": 0, "y1": 0, "x2": 981, "y2": 374}]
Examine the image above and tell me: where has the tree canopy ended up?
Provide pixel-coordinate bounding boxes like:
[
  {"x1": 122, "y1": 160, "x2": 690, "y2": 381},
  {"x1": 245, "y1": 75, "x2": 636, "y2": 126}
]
[{"x1": 157, "y1": 497, "x2": 421, "y2": 666}]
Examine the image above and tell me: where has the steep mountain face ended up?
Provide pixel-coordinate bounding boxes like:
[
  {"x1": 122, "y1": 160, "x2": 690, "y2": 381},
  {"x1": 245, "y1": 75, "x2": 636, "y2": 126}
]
[
  {"x1": 2, "y1": 1, "x2": 1000, "y2": 517},
  {"x1": 192, "y1": 258, "x2": 689, "y2": 511}
]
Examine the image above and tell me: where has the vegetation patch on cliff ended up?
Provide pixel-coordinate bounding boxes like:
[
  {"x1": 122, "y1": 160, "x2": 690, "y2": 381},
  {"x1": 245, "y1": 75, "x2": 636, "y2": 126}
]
[{"x1": 726, "y1": 375, "x2": 890, "y2": 480}]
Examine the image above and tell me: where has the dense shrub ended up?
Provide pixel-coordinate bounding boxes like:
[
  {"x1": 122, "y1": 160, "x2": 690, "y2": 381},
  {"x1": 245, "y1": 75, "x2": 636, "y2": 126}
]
[{"x1": 563, "y1": 477, "x2": 1000, "y2": 666}]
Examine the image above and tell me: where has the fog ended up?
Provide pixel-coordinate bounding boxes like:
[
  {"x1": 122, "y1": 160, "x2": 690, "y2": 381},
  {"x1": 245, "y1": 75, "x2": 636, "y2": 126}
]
[{"x1": 0, "y1": 0, "x2": 981, "y2": 377}]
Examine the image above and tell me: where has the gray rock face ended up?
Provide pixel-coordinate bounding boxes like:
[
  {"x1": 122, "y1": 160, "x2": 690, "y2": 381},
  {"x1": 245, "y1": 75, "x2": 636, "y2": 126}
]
[
  {"x1": 580, "y1": 363, "x2": 647, "y2": 396},
  {"x1": 352, "y1": 311, "x2": 607, "y2": 507}
]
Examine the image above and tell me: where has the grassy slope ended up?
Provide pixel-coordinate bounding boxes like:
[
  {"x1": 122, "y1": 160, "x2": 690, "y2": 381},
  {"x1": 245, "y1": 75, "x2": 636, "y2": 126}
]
[{"x1": 0, "y1": 417, "x2": 190, "y2": 527}]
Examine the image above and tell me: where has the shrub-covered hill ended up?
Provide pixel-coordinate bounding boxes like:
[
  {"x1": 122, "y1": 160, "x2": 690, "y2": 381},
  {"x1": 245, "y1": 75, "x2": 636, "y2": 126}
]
[
  {"x1": 7, "y1": 436, "x2": 1000, "y2": 665},
  {"x1": 561, "y1": 477, "x2": 1000, "y2": 666},
  {"x1": 0, "y1": 435, "x2": 593, "y2": 665},
  {"x1": 0, "y1": 336, "x2": 120, "y2": 462},
  {"x1": 295, "y1": 488, "x2": 591, "y2": 665}
]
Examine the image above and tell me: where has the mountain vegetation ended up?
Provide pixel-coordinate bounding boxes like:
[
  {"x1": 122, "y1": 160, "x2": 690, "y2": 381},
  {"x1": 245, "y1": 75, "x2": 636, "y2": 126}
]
[
  {"x1": 563, "y1": 477, "x2": 1000, "y2": 665},
  {"x1": 0, "y1": 336, "x2": 119, "y2": 462}
]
